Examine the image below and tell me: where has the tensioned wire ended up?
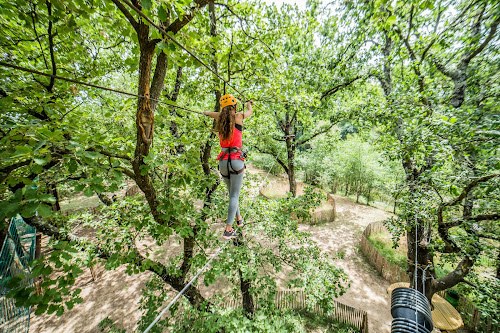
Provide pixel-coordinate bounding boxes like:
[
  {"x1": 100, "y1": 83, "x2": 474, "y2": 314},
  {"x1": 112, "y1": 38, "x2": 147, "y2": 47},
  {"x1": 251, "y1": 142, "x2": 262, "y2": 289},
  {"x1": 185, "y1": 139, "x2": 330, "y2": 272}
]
[
  {"x1": 143, "y1": 144, "x2": 286, "y2": 333},
  {"x1": 0, "y1": 61, "x2": 205, "y2": 116}
]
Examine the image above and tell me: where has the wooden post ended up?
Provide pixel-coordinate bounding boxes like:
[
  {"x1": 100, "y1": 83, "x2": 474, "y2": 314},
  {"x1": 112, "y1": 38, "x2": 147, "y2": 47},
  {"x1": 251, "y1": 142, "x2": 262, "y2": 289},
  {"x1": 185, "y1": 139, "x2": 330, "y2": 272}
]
[{"x1": 35, "y1": 233, "x2": 42, "y2": 259}]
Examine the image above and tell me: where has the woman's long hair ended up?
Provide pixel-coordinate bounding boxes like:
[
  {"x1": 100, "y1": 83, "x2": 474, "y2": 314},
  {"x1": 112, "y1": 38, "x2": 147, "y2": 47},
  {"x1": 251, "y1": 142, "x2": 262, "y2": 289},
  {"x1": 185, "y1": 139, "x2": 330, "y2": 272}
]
[{"x1": 215, "y1": 105, "x2": 236, "y2": 142}]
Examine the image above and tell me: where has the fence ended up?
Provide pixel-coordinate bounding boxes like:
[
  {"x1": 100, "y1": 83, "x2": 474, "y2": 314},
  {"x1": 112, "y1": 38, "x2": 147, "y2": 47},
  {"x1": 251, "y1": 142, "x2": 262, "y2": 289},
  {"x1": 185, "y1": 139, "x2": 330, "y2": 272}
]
[
  {"x1": 360, "y1": 222, "x2": 409, "y2": 284},
  {"x1": 223, "y1": 290, "x2": 369, "y2": 333},
  {"x1": 0, "y1": 216, "x2": 37, "y2": 333},
  {"x1": 361, "y1": 221, "x2": 498, "y2": 333}
]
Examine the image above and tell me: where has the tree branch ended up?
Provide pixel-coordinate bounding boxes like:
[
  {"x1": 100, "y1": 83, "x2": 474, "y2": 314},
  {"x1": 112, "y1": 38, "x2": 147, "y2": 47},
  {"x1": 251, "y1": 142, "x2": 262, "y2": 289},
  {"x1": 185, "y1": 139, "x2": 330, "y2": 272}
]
[
  {"x1": 252, "y1": 146, "x2": 288, "y2": 174},
  {"x1": 0, "y1": 160, "x2": 32, "y2": 184},
  {"x1": 167, "y1": 0, "x2": 211, "y2": 34},
  {"x1": 85, "y1": 147, "x2": 131, "y2": 161},
  {"x1": 110, "y1": 0, "x2": 139, "y2": 31},
  {"x1": 46, "y1": 0, "x2": 56, "y2": 92},
  {"x1": 296, "y1": 120, "x2": 340, "y2": 146},
  {"x1": 321, "y1": 76, "x2": 364, "y2": 100},
  {"x1": 463, "y1": 16, "x2": 500, "y2": 64}
]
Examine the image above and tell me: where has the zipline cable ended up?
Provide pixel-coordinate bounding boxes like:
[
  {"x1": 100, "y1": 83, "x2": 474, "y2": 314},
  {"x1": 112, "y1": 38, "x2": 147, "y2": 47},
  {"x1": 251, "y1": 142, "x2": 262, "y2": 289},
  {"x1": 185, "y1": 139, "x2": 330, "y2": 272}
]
[
  {"x1": 119, "y1": 0, "x2": 248, "y2": 101},
  {"x1": 143, "y1": 144, "x2": 286, "y2": 333},
  {"x1": 0, "y1": 61, "x2": 203, "y2": 115}
]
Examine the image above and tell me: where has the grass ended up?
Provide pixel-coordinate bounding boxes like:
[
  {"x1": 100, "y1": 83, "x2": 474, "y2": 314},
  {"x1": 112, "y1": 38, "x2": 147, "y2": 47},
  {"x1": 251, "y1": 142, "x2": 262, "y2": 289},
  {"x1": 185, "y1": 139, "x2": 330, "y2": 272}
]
[
  {"x1": 298, "y1": 310, "x2": 360, "y2": 333},
  {"x1": 60, "y1": 195, "x2": 101, "y2": 212},
  {"x1": 367, "y1": 231, "x2": 408, "y2": 269}
]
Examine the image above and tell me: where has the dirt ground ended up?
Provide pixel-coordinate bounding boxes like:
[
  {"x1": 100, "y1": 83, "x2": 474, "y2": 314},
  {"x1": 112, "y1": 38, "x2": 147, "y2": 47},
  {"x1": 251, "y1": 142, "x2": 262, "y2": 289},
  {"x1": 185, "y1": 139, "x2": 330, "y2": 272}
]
[
  {"x1": 29, "y1": 167, "x2": 396, "y2": 332},
  {"x1": 299, "y1": 195, "x2": 394, "y2": 333}
]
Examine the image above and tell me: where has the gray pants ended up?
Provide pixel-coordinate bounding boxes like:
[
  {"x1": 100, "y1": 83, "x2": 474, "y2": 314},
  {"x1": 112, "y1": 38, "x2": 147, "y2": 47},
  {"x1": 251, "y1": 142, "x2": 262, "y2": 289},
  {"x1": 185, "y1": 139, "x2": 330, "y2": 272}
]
[{"x1": 218, "y1": 158, "x2": 245, "y2": 226}]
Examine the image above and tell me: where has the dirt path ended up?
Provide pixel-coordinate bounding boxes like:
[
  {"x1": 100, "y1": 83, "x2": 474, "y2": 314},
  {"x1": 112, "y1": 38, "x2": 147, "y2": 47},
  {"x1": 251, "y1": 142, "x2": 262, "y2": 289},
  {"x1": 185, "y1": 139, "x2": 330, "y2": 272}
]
[{"x1": 299, "y1": 195, "x2": 394, "y2": 333}]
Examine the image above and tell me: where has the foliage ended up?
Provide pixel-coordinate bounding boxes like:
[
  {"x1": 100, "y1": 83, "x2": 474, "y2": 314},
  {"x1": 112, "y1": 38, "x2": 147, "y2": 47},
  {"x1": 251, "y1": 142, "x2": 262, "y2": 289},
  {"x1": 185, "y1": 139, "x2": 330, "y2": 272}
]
[
  {"x1": 168, "y1": 306, "x2": 360, "y2": 333},
  {"x1": 0, "y1": 0, "x2": 498, "y2": 329},
  {"x1": 297, "y1": 132, "x2": 404, "y2": 205}
]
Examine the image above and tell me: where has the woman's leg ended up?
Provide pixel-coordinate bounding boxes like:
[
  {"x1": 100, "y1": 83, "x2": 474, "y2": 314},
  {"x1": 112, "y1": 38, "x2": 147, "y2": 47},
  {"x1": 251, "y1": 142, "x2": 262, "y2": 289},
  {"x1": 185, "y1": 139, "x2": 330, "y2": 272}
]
[
  {"x1": 218, "y1": 159, "x2": 244, "y2": 229},
  {"x1": 227, "y1": 159, "x2": 245, "y2": 227},
  {"x1": 221, "y1": 176, "x2": 241, "y2": 219}
]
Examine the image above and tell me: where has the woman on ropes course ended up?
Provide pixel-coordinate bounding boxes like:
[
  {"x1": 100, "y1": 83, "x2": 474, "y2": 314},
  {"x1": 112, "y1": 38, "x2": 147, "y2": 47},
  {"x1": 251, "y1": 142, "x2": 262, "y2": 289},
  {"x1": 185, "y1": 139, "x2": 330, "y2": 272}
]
[{"x1": 203, "y1": 94, "x2": 254, "y2": 239}]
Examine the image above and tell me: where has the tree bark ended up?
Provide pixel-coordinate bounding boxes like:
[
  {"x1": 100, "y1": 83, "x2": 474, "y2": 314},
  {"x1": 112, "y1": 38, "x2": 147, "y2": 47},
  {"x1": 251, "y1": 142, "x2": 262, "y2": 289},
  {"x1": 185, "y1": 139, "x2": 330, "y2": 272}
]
[
  {"x1": 49, "y1": 183, "x2": 61, "y2": 212},
  {"x1": 496, "y1": 250, "x2": 500, "y2": 280},
  {"x1": 284, "y1": 109, "x2": 297, "y2": 197},
  {"x1": 234, "y1": 237, "x2": 254, "y2": 316},
  {"x1": 238, "y1": 267, "x2": 254, "y2": 317}
]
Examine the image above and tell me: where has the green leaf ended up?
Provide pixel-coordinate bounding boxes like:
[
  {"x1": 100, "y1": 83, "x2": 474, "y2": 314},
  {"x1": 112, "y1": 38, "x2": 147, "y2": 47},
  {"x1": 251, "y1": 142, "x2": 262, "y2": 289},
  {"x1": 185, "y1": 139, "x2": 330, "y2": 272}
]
[
  {"x1": 141, "y1": 0, "x2": 152, "y2": 10},
  {"x1": 31, "y1": 164, "x2": 44, "y2": 174},
  {"x1": 41, "y1": 266, "x2": 53, "y2": 276},
  {"x1": 50, "y1": 0, "x2": 66, "y2": 11},
  {"x1": 84, "y1": 186, "x2": 94, "y2": 197},
  {"x1": 21, "y1": 202, "x2": 40, "y2": 218},
  {"x1": 68, "y1": 159, "x2": 78, "y2": 173},
  {"x1": 158, "y1": 6, "x2": 167, "y2": 22},
  {"x1": 74, "y1": 184, "x2": 85, "y2": 192},
  {"x1": 15, "y1": 145, "x2": 32, "y2": 155},
  {"x1": 83, "y1": 186, "x2": 94, "y2": 197},
  {"x1": 83, "y1": 151, "x2": 104, "y2": 159},
  {"x1": 35, "y1": 304, "x2": 48, "y2": 315},
  {"x1": 39, "y1": 194, "x2": 56, "y2": 204},
  {"x1": 38, "y1": 204, "x2": 53, "y2": 218},
  {"x1": 34, "y1": 158, "x2": 47, "y2": 165},
  {"x1": 387, "y1": 15, "x2": 397, "y2": 25}
]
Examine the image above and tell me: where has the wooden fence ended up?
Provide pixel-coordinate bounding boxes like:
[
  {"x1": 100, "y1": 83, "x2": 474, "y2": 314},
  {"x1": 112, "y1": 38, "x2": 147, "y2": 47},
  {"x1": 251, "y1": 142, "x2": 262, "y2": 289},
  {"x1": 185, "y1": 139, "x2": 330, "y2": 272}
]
[
  {"x1": 223, "y1": 290, "x2": 368, "y2": 333},
  {"x1": 361, "y1": 221, "x2": 498, "y2": 333},
  {"x1": 360, "y1": 222, "x2": 410, "y2": 284}
]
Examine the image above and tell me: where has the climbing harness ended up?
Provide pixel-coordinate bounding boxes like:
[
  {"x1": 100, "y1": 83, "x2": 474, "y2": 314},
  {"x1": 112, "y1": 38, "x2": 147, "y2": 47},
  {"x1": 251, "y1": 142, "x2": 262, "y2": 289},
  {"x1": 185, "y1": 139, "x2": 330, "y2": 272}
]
[
  {"x1": 218, "y1": 147, "x2": 247, "y2": 178},
  {"x1": 143, "y1": 145, "x2": 286, "y2": 333}
]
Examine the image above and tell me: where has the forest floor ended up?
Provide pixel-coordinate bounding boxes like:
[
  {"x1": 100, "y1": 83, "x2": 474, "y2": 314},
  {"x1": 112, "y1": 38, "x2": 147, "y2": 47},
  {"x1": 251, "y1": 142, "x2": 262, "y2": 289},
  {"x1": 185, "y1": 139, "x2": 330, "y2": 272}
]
[{"x1": 30, "y1": 165, "x2": 397, "y2": 332}]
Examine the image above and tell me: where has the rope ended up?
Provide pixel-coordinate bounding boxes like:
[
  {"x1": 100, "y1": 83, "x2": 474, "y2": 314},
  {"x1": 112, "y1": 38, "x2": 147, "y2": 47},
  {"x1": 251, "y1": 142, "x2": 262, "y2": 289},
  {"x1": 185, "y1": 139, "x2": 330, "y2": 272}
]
[
  {"x1": 143, "y1": 144, "x2": 286, "y2": 333},
  {"x1": 119, "y1": 0, "x2": 248, "y2": 101},
  {"x1": 0, "y1": 61, "x2": 204, "y2": 115}
]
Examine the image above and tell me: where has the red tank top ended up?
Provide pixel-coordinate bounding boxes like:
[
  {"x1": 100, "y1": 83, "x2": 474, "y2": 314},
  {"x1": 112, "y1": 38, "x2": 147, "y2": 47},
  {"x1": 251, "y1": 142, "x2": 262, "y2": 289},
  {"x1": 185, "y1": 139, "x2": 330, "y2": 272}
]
[{"x1": 217, "y1": 124, "x2": 244, "y2": 161}]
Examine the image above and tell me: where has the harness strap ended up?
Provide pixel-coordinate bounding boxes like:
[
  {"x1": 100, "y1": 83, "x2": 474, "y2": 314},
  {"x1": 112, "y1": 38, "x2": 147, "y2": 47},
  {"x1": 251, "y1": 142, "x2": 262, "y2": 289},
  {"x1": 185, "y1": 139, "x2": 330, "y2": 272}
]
[{"x1": 219, "y1": 147, "x2": 245, "y2": 178}]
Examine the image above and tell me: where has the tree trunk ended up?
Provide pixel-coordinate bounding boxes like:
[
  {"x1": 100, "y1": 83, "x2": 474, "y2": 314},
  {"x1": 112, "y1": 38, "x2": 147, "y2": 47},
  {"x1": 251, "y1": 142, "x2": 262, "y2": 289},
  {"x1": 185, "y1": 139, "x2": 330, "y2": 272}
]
[
  {"x1": 239, "y1": 268, "x2": 254, "y2": 316},
  {"x1": 49, "y1": 183, "x2": 61, "y2": 212},
  {"x1": 0, "y1": 221, "x2": 7, "y2": 248},
  {"x1": 287, "y1": 148, "x2": 297, "y2": 198},
  {"x1": 131, "y1": 28, "x2": 164, "y2": 225},
  {"x1": 284, "y1": 116, "x2": 297, "y2": 198},
  {"x1": 345, "y1": 183, "x2": 349, "y2": 196},
  {"x1": 234, "y1": 237, "x2": 254, "y2": 316},
  {"x1": 407, "y1": 222, "x2": 434, "y2": 300},
  {"x1": 496, "y1": 250, "x2": 500, "y2": 280}
]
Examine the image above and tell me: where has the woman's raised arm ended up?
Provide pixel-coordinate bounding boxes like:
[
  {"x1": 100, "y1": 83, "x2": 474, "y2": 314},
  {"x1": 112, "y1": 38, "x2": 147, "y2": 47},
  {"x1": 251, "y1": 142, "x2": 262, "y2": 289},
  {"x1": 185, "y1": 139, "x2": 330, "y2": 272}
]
[
  {"x1": 203, "y1": 111, "x2": 219, "y2": 119},
  {"x1": 242, "y1": 100, "x2": 254, "y2": 119}
]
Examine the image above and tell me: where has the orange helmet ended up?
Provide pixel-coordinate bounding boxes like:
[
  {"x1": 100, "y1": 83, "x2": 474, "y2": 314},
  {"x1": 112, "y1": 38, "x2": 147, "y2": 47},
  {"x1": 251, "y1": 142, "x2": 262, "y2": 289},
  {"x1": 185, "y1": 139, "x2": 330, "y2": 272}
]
[{"x1": 220, "y1": 94, "x2": 238, "y2": 109}]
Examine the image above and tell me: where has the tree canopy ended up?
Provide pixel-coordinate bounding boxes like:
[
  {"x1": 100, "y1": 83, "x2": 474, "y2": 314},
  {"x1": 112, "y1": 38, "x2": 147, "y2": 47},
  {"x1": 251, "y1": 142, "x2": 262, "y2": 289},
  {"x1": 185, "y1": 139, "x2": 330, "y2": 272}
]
[{"x1": 0, "y1": 0, "x2": 498, "y2": 330}]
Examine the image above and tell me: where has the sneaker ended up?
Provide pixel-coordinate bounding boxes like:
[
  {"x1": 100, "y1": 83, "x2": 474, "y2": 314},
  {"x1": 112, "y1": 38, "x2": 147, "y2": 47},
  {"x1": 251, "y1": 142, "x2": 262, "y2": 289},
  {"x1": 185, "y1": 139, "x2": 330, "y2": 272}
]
[
  {"x1": 223, "y1": 228, "x2": 237, "y2": 239},
  {"x1": 236, "y1": 218, "x2": 244, "y2": 228}
]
